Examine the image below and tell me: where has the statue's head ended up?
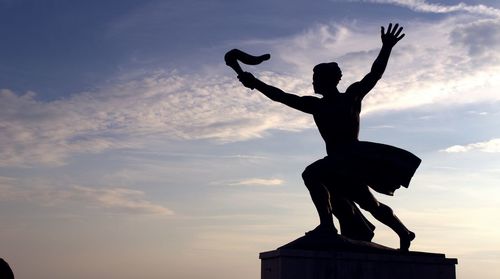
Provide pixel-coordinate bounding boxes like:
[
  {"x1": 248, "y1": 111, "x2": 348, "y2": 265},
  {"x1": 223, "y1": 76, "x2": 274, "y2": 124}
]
[{"x1": 313, "y1": 62, "x2": 342, "y2": 95}]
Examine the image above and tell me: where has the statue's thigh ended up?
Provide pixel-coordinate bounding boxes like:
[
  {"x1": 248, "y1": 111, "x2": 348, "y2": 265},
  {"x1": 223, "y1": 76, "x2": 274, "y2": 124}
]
[{"x1": 345, "y1": 184, "x2": 379, "y2": 211}]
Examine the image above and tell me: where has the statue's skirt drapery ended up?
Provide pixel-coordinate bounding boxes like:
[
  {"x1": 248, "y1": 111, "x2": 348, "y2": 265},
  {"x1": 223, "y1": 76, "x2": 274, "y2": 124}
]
[
  {"x1": 307, "y1": 142, "x2": 420, "y2": 241},
  {"x1": 324, "y1": 141, "x2": 421, "y2": 196}
]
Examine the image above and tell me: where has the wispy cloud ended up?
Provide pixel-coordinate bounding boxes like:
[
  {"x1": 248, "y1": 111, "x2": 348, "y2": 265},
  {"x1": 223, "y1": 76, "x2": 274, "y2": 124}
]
[
  {"x1": 0, "y1": 179, "x2": 172, "y2": 215},
  {"x1": 71, "y1": 185, "x2": 174, "y2": 215},
  {"x1": 228, "y1": 178, "x2": 284, "y2": 186},
  {"x1": 2, "y1": 13, "x2": 500, "y2": 167},
  {"x1": 360, "y1": 0, "x2": 500, "y2": 18},
  {"x1": 0, "y1": 72, "x2": 312, "y2": 167},
  {"x1": 441, "y1": 138, "x2": 500, "y2": 153},
  {"x1": 256, "y1": 17, "x2": 500, "y2": 113}
]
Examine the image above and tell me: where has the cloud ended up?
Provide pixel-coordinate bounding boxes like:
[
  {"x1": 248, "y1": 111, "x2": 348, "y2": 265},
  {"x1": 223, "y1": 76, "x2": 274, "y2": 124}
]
[
  {"x1": 255, "y1": 17, "x2": 500, "y2": 113},
  {"x1": 228, "y1": 178, "x2": 284, "y2": 186},
  {"x1": 0, "y1": 71, "x2": 312, "y2": 167},
  {"x1": 0, "y1": 178, "x2": 173, "y2": 215},
  {"x1": 441, "y1": 138, "x2": 500, "y2": 153},
  {"x1": 360, "y1": 0, "x2": 500, "y2": 18},
  {"x1": 451, "y1": 19, "x2": 500, "y2": 62},
  {"x1": 71, "y1": 185, "x2": 173, "y2": 215},
  {"x1": 2, "y1": 14, "x2": 500, "y2": 167}
]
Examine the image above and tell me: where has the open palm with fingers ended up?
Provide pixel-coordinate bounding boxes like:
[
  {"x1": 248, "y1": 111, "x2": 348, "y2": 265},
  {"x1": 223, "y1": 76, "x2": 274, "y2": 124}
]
[{"x1": 381, "y1": 23, "x2": 405, "y2": 47}]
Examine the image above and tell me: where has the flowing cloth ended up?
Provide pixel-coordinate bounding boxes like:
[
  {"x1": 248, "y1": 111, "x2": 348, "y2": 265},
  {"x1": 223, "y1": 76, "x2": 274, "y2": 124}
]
[
  {"x1": 325, "y1": 141, "x2": 421, "y2": 196},
  {"x1": 311, "y1": 141, "x2": 420, "y2": 240}
]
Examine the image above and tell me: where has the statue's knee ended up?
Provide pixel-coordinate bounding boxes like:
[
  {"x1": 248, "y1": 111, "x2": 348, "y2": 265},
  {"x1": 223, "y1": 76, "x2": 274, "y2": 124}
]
[
  {"x1": 302, "y1": 166, "x2": 321, "y2": 192},
  {"x1": 302, "y1": 165, "x2": 317, "y2": 182}
]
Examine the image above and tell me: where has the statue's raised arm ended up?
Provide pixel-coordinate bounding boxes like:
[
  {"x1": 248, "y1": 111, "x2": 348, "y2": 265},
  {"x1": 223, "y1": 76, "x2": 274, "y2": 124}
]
[
  {"x1": 347, "y1": 23, "x2": 405, "y2": 100},
  {"x1": 225, "y1": 49, "x2": 320, "y2": 114}
]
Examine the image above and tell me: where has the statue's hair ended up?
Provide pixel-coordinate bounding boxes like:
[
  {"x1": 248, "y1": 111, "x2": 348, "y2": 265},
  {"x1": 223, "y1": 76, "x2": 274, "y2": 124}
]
[{"x1": 313, "y1": 62, "x2": 341, "y2": 79}]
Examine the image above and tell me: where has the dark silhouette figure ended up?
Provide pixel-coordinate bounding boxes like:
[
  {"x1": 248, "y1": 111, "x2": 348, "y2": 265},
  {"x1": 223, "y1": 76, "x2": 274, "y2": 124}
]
[
  {"x1": 0, "y1": 258, "x2": 14, "y2": 279},
  {"x1": 227, "y1": 23, "x2": 421, "y2": 251}
]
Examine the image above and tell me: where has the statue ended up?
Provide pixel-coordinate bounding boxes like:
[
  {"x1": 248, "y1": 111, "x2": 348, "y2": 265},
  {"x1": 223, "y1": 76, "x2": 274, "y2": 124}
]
[{"x1": 226, "y1": 23, "x2": 421, "y2": 252}]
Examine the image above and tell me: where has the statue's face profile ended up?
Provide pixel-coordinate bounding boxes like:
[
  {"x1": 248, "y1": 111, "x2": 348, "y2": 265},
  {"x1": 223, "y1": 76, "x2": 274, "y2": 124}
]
[{"x1": 313, "y1": 62, "x2": 342, "y2": 95}]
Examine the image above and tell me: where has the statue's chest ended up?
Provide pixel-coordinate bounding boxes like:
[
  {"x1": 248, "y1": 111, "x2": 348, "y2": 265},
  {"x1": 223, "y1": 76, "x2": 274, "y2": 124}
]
[{"x1": 317, "y1": 97, "x2": 360, "y2": 120}]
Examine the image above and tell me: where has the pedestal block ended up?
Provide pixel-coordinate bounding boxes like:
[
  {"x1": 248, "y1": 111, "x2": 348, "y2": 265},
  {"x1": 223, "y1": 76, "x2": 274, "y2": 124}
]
[{"x1": 260, "y1": 249, "x2": 457, "y2": 279}]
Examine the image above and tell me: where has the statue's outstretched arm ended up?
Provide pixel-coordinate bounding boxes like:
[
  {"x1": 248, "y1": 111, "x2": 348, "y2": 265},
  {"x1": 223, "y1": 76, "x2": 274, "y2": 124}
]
[
  {"x1": 371, "y1": 23, "x2": 405, "y2": 78},
  {"x1": 347, "y1": 23, "x2": 405, "y2": 99},
  {"x1": 238, "y1": 72, "x2": 319, "y2": 114}
]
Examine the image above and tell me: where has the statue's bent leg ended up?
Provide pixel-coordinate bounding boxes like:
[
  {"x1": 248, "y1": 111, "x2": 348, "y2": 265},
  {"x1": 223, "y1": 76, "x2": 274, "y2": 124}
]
[
  {"x1": 302, "y1": 161, "x2": 337, "y2": 233},
  {"x1": 353, "y1": 186, "x2": 415, "y2": 251},
  {"x1": 330, "y1": 193, "x2": 375, "y2": 242}
]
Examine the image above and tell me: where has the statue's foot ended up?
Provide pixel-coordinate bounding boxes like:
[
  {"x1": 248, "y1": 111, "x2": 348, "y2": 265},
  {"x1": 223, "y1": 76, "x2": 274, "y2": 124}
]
[
  {"x1": 305, "y1": 224, "x2": 338, "y2": 236},
  {"x1": 399, "y1": 231, "x2": 416, "y2": 252}
]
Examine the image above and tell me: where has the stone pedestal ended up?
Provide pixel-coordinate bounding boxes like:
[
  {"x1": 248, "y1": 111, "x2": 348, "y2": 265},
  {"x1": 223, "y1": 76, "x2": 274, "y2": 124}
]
[{"x1": 260, "y1": 249, "x2": 457, "y2": 279}]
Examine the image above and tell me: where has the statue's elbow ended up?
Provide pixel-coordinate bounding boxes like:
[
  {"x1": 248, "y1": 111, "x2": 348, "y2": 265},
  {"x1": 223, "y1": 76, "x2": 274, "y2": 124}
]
[{"x1": 370, "y1": 71, "x2": 383, "y2": 81}]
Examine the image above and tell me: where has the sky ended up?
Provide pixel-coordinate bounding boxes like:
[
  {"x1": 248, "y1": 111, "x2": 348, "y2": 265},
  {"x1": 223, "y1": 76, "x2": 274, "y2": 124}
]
[{"x1": 1, "y1": 0, "x2": 500, "y2": 278}]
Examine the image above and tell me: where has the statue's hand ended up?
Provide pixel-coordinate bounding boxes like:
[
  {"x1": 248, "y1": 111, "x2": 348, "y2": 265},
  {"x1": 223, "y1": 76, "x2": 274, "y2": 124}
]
[
  {"x1": 238, "y1": 71, "x2": 258, "y2": 89},
  {"x1": 381, "y1": 23, "x2": 405, "y2": 47}
]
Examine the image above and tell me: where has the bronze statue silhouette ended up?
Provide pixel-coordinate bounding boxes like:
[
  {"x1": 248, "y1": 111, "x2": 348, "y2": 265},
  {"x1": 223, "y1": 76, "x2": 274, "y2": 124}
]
[{"x1": 226, "y1": 23, "x2": 421, "y2": 251}]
